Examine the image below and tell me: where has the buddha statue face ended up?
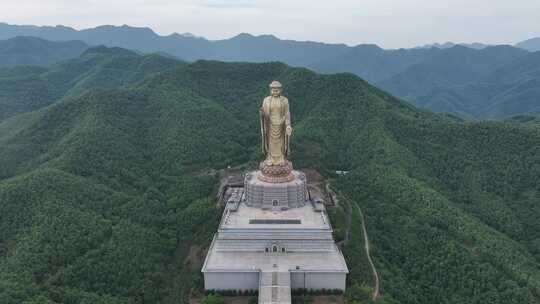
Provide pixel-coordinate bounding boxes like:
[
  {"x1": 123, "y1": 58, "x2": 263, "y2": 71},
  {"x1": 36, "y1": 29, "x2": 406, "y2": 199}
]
[{"x1": 271, "y1": 87, "x2": 281, "y2": 97}]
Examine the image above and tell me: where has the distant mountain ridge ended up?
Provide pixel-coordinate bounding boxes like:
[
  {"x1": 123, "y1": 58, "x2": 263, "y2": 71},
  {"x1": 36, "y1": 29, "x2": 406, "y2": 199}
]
[
  {"x1": 0, "y1": 23, "x2": 428, "y2": 84},
  {"x1": 0, "y1": 23, "x2": 494, "y2": 84},
  {"x1": 0, "y1": 23, "x2": 353, "y2": 65},
  {"x1": 415, "y1": 42, "x2": 490, "y2": 50},
  {"x1": 516, "y1": 37, "x2": 540, "y2": 52},
  {"x1": 0, "y1": 23, "x2": 539, "y2": 119}
]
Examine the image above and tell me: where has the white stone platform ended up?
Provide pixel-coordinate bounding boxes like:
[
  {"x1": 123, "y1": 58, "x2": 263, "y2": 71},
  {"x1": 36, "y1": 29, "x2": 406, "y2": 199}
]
[{"x1": 202, "y1": 170, "x2": 348, "y2": 304}]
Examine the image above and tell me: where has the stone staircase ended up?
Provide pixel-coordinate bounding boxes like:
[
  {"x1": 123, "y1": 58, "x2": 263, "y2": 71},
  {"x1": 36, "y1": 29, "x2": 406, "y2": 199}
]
[{"x1": 259, "y1": 271, "x2": 291, "y2": 304}]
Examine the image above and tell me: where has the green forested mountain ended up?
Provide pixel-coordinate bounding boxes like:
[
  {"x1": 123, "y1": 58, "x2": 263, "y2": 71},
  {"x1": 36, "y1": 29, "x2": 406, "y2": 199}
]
[
  {"x1": 384, "y1": 49, "x2": 540, "y2": 119},
  {"x1": 378, "y1": 45, "x2": 528, "y2": 98},
  {"x1": 0, "y1": 49, "x2": 539, "y2": 304},
  {"x1": 377, "y1": 45, "x2": 532, "y2": 119},
  {"x1": 478, "y1": 51, "x2": 540, "y2": 118},
  {"x1": 0, "y1": 46, "x2": 185, "y2": 121},
  {"x1": 0, "y1": 36, "x2": 88, "y2": 68}
]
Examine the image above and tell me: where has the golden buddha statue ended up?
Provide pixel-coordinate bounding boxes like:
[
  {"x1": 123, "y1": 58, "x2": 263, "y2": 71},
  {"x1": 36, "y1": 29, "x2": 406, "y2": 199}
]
[{"x1": 259, "y1": 80, "x2": 292, "y2": 166}]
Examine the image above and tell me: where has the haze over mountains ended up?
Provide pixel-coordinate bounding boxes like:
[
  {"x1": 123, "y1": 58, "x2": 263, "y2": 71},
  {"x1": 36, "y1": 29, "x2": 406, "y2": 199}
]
[
  {"x1": 415, "y1": 42, "x2": 491, "y2": 50},
  {"x1": 1, "y1": 22, "x2": 539, "y2": 120}
]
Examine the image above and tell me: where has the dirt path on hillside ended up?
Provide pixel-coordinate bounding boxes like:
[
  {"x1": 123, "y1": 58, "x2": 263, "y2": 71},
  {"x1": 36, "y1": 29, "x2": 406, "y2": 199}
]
[
  {"x1": 329, "y1": 184, "x2": 380, "y2": 301},
  {"x1": 354, "y1": 204, "x2": 380, "y2": 300}
]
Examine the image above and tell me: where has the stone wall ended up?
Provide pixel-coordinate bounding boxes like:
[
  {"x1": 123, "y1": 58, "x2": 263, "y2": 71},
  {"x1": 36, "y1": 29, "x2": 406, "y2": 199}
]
[
  {"x1": 290, "y1": 272, "x2": 347, "y2": 290},
  {"x1": 204, "y1": 272, "x2": 259, "y2": 291}
]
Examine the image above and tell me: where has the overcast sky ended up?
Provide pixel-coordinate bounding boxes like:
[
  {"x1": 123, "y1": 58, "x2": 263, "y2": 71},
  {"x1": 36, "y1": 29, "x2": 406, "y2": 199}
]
[{"x1": 1, "y1": 0, "x2": 539, "y2": 48}]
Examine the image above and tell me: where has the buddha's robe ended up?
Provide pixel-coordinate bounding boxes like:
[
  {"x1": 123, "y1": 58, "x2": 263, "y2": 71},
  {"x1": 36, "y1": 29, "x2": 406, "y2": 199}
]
[{"x1": 260, "y1": 95, "x2": 291, "y2": 165}]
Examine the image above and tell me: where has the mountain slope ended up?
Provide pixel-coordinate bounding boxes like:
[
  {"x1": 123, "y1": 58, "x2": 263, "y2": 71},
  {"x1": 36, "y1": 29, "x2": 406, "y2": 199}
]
[
  {"x1": 378, "y1": 46, "x2": 533, "y2": 118},
  {"x1": 415, "y1": 50, "x2": 540, "y2": 119},
  {"x1": 0, "y1": 36, "x2": 88, "y2": 67},
  {"x1": 0, "y1": 46, "x2": 185, "y2": 121},
  {"x1": 0, "y1": 51, "x2": 539, "y2": 304},
  {"x1": 476, "y1": 55, "x2": 540, "y2": 118},
  {"x1": 307, "y1": 44, "x2": 435, "y2": 83}
]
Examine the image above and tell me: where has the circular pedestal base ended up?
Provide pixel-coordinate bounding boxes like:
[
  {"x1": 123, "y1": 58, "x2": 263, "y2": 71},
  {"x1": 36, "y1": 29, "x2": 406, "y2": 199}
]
[
  {"x1": 245, "y1": 170, "x2": 308, "y2": 210},
  {"x1": 258, "y1": 161, "x2": 295, "y2": 183}
]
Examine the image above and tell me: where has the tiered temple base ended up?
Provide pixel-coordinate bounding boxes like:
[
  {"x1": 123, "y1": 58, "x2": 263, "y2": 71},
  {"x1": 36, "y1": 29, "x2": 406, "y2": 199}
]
[{"x1": 202, "y1": 161, "x2": 348, "y2": 304}]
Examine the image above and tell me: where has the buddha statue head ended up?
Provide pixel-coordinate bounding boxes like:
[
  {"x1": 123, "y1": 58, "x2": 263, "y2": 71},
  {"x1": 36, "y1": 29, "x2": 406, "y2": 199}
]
[{"x1": 269, "y1": 80, "x2": 282, "y2": 97}]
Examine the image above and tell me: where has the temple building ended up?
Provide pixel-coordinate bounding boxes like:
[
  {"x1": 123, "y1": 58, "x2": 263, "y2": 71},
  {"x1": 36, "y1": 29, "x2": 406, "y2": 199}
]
[{"x1": 201, "y1": 81, "x2": 348, "y2": 304}]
